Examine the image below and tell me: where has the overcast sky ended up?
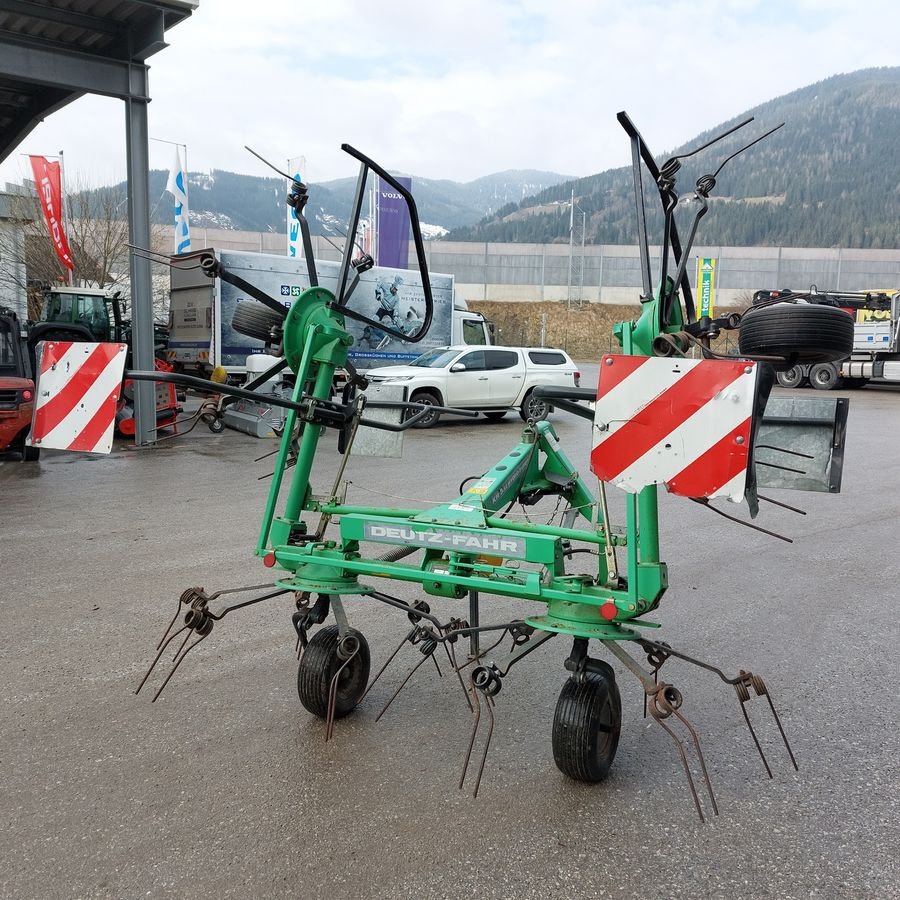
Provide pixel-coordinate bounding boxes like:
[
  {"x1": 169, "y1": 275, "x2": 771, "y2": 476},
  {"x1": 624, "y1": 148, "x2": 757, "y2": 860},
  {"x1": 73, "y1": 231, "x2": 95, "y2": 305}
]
[{"x1": 1, "y1": 0, "x2": 898, "y2": 190}]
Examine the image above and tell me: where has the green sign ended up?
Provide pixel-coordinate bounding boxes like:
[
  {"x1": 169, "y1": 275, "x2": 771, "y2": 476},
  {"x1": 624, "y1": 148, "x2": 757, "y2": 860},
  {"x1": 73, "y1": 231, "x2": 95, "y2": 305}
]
[{"x1": 697, "y1": 257, "x2": 717, "y2": 318}]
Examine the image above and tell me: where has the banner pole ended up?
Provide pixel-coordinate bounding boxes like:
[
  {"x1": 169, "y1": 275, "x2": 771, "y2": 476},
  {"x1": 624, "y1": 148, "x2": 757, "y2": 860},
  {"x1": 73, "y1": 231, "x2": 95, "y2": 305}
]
[{"x1": 58, "y1": 149, "x2": 73, "y2": 286}]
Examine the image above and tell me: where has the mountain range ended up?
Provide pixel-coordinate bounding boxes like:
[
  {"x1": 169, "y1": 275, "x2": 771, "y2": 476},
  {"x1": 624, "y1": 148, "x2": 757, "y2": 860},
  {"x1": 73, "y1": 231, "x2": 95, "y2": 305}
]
[
  {"x1": 93, "y1": 66, "x2": 899, "y2": 250},
  {"x1": 136, "y1": 167, "x2": 573, "y2": 237},
  {"x1": 450, "y1": 67, "x2": 900, "y2": 249}
]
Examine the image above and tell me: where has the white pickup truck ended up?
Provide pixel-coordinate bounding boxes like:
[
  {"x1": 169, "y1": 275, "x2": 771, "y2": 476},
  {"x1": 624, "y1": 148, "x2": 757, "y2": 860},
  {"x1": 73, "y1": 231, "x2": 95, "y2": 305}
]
[{"x1": 365, "y1": 345, "x2": 581, "y2": 427}]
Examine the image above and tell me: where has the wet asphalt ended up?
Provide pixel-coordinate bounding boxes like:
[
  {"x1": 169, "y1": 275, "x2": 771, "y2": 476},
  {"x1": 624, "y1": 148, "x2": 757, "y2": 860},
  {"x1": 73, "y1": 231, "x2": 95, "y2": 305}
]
[{"x1": 1, "y1": 369, "x2": 898, "y2": 900}]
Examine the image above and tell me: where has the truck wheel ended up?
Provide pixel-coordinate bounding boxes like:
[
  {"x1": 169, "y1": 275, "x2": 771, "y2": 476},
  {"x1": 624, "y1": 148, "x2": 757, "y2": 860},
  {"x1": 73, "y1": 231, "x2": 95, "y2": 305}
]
[
  {"x1": 810, "y1": 362, "x2": 842, "y2": 391},
  {"x1": 409, "y1": 390, "x2": 441, "y2": 428},
  {"x1": 231, "y1": 300, "x2": 285, "y2": 344},
  {"x1": 738, "y1": 303, "x2": 853, "y2": 369},
  {"x1": 519, "y1": 390, "x2": 550, "y2": 422},
  {"x1": 776, "y1": 365, "x2": 807, "y2": 389}
]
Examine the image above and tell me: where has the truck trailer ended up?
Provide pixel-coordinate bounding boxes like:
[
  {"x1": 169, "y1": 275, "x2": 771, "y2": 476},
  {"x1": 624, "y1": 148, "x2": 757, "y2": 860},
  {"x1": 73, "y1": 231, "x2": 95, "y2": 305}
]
[
  {"x1": 167, "y1": 248, "x2": 492, "y2": 380},
  {"x1": 752, "y1": 288, "x2": 900, "y2": 390}
]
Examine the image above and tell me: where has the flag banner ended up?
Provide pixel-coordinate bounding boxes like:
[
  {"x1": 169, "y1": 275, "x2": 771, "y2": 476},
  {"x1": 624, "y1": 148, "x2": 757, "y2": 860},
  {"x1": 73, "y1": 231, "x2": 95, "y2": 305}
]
[
  {"x1": 166, "y1": 148, "x2": 191, "y2": 254},
  {"x1": 287, "y1": 156, "x2": 306, "y2": 258},
  {"x1": 697, "y1": 257, "x2": 717, "y2": 318},
  {"x1": 28, "y1": 156, "x2": 74, "y2": 271},
  {"x1": 376, "y1": 176, "x2": 412, "y2": 270}
]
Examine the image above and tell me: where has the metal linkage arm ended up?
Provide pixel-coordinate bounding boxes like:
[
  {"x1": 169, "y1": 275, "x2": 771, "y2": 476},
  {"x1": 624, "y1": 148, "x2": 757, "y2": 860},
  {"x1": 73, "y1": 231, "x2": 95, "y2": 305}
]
[{"x1": 198, "y1": 254, "x2": 289, "y2": 320}]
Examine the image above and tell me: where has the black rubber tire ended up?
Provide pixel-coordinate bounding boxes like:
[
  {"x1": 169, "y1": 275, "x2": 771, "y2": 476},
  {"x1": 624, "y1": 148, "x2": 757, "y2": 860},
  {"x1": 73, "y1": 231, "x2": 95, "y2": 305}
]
[
  {"x1": 483, "y1": 411, "x2": 507, "y2": 421},
  {"x1": 776, "y1": 365, "x2": 807, "y2": 389},
  {"x1": 207, "y1": 417, "x2": 225, "y2": 434},
  {"x1": 409, "y1": 389, "x2": 442, "y2": 429},
  {"x1": 21, "y1": 443, "x2": 40, "y2": 462},
  {"x1": 809, "y1": 362, "x2": 842, "y2": 391},
  {"x1": 297, "y1": 625, "x2": 370, "y2": 720},
  {"x1": 738, "y1": 303, "x2": 853, "y2": 368},
  {"x1": 519, "y1": 389, "x2": 551, "y2": 422},
  {"x1": 230, "y1": 300, "x2": 285, "y2": 343},
  {"x1": 552, "y1": 666, "x2": 622, "y2": 782}
]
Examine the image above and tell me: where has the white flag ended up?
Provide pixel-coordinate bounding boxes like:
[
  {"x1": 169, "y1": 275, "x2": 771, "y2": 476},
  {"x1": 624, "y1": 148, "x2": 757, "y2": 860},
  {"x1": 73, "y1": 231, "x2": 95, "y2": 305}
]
[
  {"x1": 287, "y1": 155, "x2": 306, "y2": 258},
  {"x1": 166, "y1": 148, "x2": 191, "y2": 254}
]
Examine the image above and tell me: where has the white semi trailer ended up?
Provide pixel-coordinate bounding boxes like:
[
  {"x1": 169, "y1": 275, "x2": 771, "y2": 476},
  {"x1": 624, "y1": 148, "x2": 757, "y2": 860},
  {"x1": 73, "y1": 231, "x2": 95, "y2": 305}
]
[{"x1": 167, "y1": 248, "x2": 492, "y2": 380}]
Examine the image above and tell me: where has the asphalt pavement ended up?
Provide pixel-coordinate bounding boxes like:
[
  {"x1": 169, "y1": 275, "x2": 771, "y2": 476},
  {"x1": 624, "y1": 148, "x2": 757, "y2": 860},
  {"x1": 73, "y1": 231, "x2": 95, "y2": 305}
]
[{"x1": 1, "y1": 372, "x2": 898, "y2": 900}]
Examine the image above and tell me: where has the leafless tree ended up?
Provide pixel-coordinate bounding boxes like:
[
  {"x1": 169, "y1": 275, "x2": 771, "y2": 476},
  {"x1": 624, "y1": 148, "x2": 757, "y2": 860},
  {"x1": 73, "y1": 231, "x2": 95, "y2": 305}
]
[{"x1": 0, "y1": 179, "x2": 176, "y2": 323}]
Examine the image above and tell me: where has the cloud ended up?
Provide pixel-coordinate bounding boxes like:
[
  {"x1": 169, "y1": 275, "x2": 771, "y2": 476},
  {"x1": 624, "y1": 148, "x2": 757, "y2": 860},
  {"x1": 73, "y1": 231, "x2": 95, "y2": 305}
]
[{"x1": 1, "y1": 0, "x2": 898, "y2": 189}]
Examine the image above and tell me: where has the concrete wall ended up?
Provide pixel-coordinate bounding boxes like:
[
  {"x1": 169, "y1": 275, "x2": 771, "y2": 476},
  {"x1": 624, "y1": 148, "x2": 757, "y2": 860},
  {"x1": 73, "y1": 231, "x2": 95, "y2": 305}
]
[{"x1": 183, "y1": 227, "x2": 900, "y2": 308}]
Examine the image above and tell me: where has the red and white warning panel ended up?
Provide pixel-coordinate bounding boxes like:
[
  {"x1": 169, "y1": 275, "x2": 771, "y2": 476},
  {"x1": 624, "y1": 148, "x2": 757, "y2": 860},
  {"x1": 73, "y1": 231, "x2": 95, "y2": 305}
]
[
  {"x1": 28, "y1": 341, "x2": 128, "y2": 454},
  {"x1": 590, "y1": 354, "x2": 759, "y2": 502}
]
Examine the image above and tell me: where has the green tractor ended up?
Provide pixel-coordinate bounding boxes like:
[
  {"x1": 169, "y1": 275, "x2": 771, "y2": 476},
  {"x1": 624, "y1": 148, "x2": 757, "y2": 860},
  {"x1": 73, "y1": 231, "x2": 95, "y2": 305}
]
[{"x1": 26, "y1": 285, "x2": 168, "y2": 369}]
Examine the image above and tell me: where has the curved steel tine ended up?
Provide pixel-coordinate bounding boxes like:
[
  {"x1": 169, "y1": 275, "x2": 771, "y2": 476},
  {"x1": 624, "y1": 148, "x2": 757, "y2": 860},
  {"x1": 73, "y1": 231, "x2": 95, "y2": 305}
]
[
  {"x1": 672, "y1": 706, "x2": 718, "y2": 817},
  {"x1": 361, "y1": 626, "x2": 415, "y2": 703},
  {"x1": 765, "y1": 694, "x2": 799, "y2": 771},
  {"x1": 431, "y1": 652, "x2": 443, "y2": 678},
  {"x1": 151, "y1": 630, "x2": 210, "y2": 703},
  {"x1": 649, "y1": 706, "x2": 705, "y2": 823},
  {"x1": 172, "y1": 628, "x2": 192, "y2": 662},
  {"x1": 459, "y1": 679, "x2": 482, "y2": 790},
  {"x1": 472, "y1": 691, "x2": 495, "y2": 799},
  {"x1": 374, "y1": 651, "x2": 430, "y2": 723},
  {"x1": 446, "y1": 639, "x2": 473, "y2": 712},
  {"x1": 755, "y1": 676, "x2": 799, "y2": 771},
  {"x1": 737, "y1": 691, "x2": 773, "y2": 779},
  {"x1": 156, "y1": 603, "x2": 185, "y2": 651},
  {"x1": 325, "y1": 645, "x2": 359, "y2": 742},
  {"x1": 136, "y1": 623, "x2": 190, "y2": 695}
]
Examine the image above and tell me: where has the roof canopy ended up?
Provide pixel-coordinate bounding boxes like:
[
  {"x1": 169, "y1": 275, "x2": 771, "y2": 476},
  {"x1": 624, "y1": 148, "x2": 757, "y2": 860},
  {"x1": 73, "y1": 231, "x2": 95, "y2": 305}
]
[{"x1": 0, "y1": 0, "x2": 198, "y2": 163}]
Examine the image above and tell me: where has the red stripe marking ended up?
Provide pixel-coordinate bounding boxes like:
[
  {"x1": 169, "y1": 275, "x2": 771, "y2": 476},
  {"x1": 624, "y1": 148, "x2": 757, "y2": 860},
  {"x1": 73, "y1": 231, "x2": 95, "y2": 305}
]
[
  {"x1": 66, "y1": 382, "x2": 121, "y2": 452},
  {"x1": 591, "y1": 361, "x2": 749, "y2": 481},
  {"x1": 31, "y1": 345, "x2": 122, "y2": 439},
  {"x1": 665, "y1": 418, "x2": 752, "y2": 498},
  {"x1": 40, "y1": 341, "x2": 66, "y2": 375},
  {"x1": 595, "y1": 355, "x2": 647, "y2": 401}
]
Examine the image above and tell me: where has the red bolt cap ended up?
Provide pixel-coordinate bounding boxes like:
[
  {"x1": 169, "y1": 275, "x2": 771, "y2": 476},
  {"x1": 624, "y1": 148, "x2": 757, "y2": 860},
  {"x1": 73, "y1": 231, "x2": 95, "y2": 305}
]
[
  {"x1": 599, "y1": 602, "x2": 618, "y2": 621},
  {"x1": 263, "y1": 552, "x2": 277, "y2": 568}
]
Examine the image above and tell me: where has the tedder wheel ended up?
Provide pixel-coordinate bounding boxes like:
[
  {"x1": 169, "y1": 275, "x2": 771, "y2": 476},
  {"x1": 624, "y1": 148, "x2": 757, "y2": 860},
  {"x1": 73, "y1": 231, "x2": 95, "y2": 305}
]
[
  {"x1": 206, "y1": 417, "x2": 225, "y2": 434},
  {"x1": 809, "y1": 362, "x2": 843, "y2": 391},
  {"x1": 409, "y1": 390, "x2": 441, "y2": 428},
  {"x1": 738, "y1": 303, "x2": 853, "y2": 370},
  {"x1": 776, "y1": 365, "x2": 807, "y2": 389},
  {"x1": 552, "y1": 665, "x2": 622, "y2": 782},
  {"x1": 297, "y1": 624, "x2": 370, "y2": 720},
  {"x1": 519, "y1": 389, "x2": 551, "y2": 422},
  {"x1": 230, "y1": 300, "x2": 285, "y2": 344},
  {"x1": 483, "y1": 411, "x2": 507, "y2": 421}
]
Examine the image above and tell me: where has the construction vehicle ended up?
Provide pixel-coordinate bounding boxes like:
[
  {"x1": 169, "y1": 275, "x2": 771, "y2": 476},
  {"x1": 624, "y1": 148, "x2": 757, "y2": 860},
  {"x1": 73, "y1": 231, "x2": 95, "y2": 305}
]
[
  {"x1": 0, "y1": 306, "x2": 38, "y2": 461},
  {"x1": 27, "y1": 284, "x2": 170, "y2": 366},
  {"x1": 753, "y1": 287, "x2": 900, "y2": 389},
  {"x1": 22, "y1": 115, "x2": 841, "y2": 817}
]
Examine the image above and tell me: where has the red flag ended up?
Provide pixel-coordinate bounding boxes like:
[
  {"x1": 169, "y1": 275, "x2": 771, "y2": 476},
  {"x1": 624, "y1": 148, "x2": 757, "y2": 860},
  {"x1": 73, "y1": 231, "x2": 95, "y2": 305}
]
[{"x1": 29, "y1": 155, "x2": 75, "y2": 271}]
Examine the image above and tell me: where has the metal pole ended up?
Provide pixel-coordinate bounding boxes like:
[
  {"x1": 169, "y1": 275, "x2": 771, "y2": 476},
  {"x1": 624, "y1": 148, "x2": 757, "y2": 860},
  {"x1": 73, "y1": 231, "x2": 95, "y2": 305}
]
[
  {"x1": 58, "y1": 150, "x2": 73, "y2": 286},
  {"x1": 567, "y1": 189, "x2": 574, "y2": 306},
  {"x1": 126, "y1": 95, "x2": 156, "y2": 446}
]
